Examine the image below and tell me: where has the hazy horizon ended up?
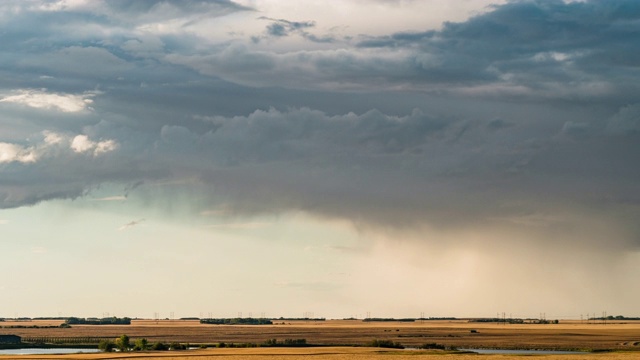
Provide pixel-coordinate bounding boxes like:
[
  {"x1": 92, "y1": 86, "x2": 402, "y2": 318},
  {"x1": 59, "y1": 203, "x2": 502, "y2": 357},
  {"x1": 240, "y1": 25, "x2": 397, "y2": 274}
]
[{"x1": 1, "y1": 0, "x2": 639, "y2": 320}]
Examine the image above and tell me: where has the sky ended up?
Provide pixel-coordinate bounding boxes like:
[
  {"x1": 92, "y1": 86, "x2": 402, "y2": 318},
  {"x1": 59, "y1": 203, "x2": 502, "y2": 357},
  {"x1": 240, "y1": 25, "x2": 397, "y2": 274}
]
[{"x1": 1, "y1": 0, "x2": 639, "y2": 320}]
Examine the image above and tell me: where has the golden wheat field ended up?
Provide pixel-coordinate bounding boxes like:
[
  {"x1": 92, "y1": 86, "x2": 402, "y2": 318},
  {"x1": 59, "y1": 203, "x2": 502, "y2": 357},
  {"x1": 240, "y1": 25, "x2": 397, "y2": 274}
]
[{"x1": 1, "y1": 319, "x2": 639, "y2": 359}]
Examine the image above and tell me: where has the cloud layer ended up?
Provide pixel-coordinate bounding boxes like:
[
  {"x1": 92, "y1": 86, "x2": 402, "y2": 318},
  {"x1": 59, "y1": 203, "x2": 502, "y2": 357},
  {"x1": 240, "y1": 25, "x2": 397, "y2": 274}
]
[{"x1": 1, "y1": 0, "x2": 639, "y2": 254}]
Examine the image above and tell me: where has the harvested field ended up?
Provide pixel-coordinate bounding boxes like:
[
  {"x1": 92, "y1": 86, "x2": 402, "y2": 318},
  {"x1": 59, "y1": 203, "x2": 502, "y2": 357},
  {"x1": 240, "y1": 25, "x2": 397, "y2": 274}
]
[
  {"x1": 2, "y1": 319, "x2": 640, "y2": 352},
  {"x1": 1, "y1": 347, "x2": 640, "y2": 360}
]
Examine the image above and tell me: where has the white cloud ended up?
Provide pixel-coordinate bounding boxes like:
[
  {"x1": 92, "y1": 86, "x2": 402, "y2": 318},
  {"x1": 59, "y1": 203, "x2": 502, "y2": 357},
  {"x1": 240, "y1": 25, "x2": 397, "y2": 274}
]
[
  {"x1": 43, "y1": 131, "x2": 64, "y2": 145},
  {"x1": 0, "y1": 219, "x2": 8, "y2": 225},
  {"x1": 95, "y1": 139, "x2": 118, "y2": 155},
  {"x1": 70, "y1": 135, "x2": 94, "y2": 153},
  {"x1": 0, "y1": 142, "x2": 36, "y2": 164},
  {"x1": 1, "y1": 131, "x2": 118, "y2": 166},
  {"x1": 71, "y1": 135, "x2": 118, "y2": 156},
  {"x1": 0, "y1": 89, "x2": 95, "y2": 113}
]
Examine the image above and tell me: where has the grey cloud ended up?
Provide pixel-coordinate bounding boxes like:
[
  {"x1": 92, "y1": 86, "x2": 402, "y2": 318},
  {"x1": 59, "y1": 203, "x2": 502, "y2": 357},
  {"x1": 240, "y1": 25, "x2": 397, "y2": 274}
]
[
  {"x1": 606, "y1": 103, "x2": 640, "y2": 135},
  {"x1": 357, "y1": 31, "x2": 435, "y2": 48},
  {"x1": 266, "y1": 23, "x2": 288, "y2": 37},
  {"x1": 8, "y1": 0, "x2": 639, "y2": 105},
  {"x1": 486, "y1": 118, "x2": 512, "y2": 130},
  {"x1": 160, "y1": 0, "x2": 640, "y2": 103},
  {"x1": 103, "y1": 0, "x2": 250, "y2": 14},
  {"x1": 354, "y1": 0, "x2": 640, "y2": 100},
  {"x1": 254, "y1": 17, "x2": 334, "y2": 43},
  {"x1": 49, "y1": 0, "x2": 251, "y2": 26},
  {"x1": 178, "y1": 111, "x2": 638, "y2": 252},
  {"x1": 0, "y1": 0, "x2": 250, "y2": 92},
  {"x1": 259, "y1": 17, "x2": 315, "y2": 36},
  {"x1": 5, "y1": 103, "x2": 639, "y2": 246},
  {"x1": 20, "y1": 47, "x2": 133, "y2": 78},
  {"x1": 165, "y1": 45, "x2": 408, "y2": 89},
  {"x1": 561, "y1": 121, "x2": 590, "y2": 137}
]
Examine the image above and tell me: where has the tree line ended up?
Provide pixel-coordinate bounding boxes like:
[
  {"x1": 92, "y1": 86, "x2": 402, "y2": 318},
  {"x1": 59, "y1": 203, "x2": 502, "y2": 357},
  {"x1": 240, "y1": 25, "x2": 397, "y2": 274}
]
[
  {"x1": 200, "y1": 318, "x2": 272, "y2": 325},
  {"x1": 66, "y1": 317, "x2": 131, "y2": 325}
]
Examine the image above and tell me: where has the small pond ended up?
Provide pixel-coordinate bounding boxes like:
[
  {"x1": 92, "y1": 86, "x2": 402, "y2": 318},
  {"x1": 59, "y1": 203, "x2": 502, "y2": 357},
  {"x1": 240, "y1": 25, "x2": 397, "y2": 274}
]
[{"x1": 0, "y1": 348, "x2": 100, "y2": 355}]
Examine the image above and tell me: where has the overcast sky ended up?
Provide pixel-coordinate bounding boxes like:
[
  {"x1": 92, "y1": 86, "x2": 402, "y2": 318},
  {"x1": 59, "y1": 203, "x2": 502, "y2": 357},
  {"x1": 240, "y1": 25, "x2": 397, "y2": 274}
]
[{"x1": 1, "y1": 0, "x2": 639, "y2": 319}]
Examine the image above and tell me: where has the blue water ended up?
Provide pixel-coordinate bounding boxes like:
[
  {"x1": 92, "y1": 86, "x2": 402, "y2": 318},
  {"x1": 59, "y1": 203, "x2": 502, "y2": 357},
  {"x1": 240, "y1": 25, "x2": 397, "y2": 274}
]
[
  {"x1": 0, "y1": 348, "x2": 100, "y2": 355},
  {"x1": 460, "y1": 348, "x2": 590, "y2": 355}
]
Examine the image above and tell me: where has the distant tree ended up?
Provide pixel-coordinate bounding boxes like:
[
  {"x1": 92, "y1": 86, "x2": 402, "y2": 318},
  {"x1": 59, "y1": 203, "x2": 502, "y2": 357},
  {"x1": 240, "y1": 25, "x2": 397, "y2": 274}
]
[
  {"x1": 200, "y1": 318, "x2": 273, "y2": 325},
  {"x1": 263, "y1": 339, "x2": 277, "y2": 346},
  {"x1": 98, "y1": 339, "x2": 115, "y2": 352},
  {"x1": 116, "y1": 334, "x2": 130, "y2": 352},
  {"x1": 133, "y1": 338, "x2": 148, "y2": 351},
  {"x1": 169, "y1": 342, "x2": 187, "y2": 350},
  {"x1": 65, "y1": 316, "x2": 131, "y2": 325},
  {"x1": 283, "y1": 338, "x2": 307, "y2": 346},
  {"x1": 151, "y1": 342, "x2": 168, "y2": 351},
  {"x1": 366, "y1": 339, "x2": 404, "y2": 349}
]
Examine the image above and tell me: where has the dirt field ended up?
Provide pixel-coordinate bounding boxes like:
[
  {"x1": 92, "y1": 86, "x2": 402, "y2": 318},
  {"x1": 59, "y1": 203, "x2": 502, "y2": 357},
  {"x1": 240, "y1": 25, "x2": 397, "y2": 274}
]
[{"x1": 1, "y1": 319, "x2": 639, "y2": 353}]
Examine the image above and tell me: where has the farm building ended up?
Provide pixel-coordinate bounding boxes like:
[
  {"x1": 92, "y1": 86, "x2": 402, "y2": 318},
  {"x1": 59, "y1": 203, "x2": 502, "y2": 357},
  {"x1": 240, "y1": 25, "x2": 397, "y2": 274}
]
[{"x1": 0, "y1": 335, "x2": 21, "y2": 344}]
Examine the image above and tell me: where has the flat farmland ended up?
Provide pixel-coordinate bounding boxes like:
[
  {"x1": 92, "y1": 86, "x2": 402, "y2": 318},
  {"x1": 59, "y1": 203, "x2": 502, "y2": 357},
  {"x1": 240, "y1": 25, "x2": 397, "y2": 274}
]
[
  {"x1": 2, "y1": 347, "x2": 640, "y2": 360},
  {"x1": 2, "y1": 319, "x2": 640, "y2": 351}
]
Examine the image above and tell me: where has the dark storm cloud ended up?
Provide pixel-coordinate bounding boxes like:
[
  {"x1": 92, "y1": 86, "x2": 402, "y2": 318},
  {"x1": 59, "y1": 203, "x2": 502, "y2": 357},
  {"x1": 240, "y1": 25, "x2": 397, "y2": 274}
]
[{"x1": 3, "y1": 99, "x2": 639, "y2": 250}]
